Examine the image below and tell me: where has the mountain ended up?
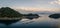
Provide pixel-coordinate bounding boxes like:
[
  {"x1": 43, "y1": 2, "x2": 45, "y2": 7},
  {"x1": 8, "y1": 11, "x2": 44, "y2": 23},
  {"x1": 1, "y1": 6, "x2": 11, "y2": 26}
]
[
  {"x1": 33, "y1": 11, "x2": 60, "y2": 15},
  {"x1": 15, "y1": 9, "x2": 60, "y2": 15},
  {"x1": 0, "y1": 7, "x2": 23, "y2": 18}
]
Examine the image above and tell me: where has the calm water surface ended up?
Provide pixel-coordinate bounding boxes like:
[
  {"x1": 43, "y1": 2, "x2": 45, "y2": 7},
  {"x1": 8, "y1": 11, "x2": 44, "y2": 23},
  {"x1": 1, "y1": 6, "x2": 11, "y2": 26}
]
[{"x1": 0, "y1": 14, "x2": 60, "y2": 28}]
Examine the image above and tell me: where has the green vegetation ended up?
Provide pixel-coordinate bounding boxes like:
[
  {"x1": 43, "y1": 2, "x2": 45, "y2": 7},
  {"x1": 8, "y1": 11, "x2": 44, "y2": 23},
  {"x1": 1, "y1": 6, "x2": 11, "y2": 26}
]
[{"x1": 0, "y1": 7, "x2": 23, "y2": 18}]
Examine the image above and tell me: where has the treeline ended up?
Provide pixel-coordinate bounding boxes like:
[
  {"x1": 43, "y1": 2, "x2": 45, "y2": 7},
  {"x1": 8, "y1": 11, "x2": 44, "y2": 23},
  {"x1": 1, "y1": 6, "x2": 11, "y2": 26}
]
[{"x1": 0, "y1": 7, "x2": 23, "y2": 18}]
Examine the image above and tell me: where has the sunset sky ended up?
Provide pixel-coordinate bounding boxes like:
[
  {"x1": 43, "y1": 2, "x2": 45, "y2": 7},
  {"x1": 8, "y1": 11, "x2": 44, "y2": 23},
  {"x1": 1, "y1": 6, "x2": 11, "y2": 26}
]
[{"x1": 0, "y1": 0, "x2": 60, "y2": 12}]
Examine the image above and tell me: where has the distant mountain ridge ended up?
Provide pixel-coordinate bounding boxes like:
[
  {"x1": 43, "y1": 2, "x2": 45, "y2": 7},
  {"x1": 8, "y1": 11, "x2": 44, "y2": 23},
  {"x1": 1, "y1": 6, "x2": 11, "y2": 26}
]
[
  {"x1": 18, "y1": 10, "x2": 60, "y2": 14},
  {"x1": 33, "y1": 11, "x2": 60, "y2": 14}
]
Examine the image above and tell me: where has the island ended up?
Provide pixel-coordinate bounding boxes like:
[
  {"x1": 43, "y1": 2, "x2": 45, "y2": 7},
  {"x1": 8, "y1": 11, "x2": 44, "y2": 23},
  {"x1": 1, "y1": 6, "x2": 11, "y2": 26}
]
[
  {"x1": 0, "y1": 7, "x2": 40, "y2": 25},
  {"x1": 23, "y1": 13, "x2": 40, "y2": 20},
  {"x1": 0, "y1": 7, "x2": 23, "y2": 25},
  {"x1": 49, "y1": 13, "x2": 60, "y2": 19}
]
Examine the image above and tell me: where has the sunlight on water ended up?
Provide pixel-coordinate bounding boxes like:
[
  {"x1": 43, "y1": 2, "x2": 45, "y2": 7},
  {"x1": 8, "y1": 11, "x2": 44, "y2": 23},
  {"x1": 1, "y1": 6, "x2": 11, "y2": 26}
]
[
  {"x1": 0, "y1": 14, "x2": 60, "y2": 28},
  {"x1": 8, "y1": 14, "x2": 60, "y2": 28}
]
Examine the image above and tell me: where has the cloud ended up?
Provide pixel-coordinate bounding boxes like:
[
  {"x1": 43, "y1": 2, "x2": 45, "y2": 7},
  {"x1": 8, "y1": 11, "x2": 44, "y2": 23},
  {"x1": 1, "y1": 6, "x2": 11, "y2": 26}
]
[
  {"x1": 50, "y1": 0, "x2": 60, "y2": 5},
  {"x1": 12, "y1": 7, "x2": 60, "y2": 12}
]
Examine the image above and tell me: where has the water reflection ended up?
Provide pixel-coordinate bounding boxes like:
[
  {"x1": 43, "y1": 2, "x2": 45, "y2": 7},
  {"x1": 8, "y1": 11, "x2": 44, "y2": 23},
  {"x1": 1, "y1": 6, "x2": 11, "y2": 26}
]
[
  {"x1": 0, "y1": 19, "x2": 22, "y2": 25},
  {"x1": 0, "y1": 15, "x2": 60, "y2": 28},
  {"x1": 0, "y1": 16, "x2": 39, "y2": 25},
  {"x1": 0, "y1": 18, "x2": 39, "y2": 28}
]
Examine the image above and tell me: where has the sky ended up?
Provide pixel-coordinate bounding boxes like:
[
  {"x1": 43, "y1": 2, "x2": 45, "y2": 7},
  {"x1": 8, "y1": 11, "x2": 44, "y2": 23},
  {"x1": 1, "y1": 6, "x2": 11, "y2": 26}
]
[{"x1": 0, "y1": 0, "x2": 60, "y2": 13}]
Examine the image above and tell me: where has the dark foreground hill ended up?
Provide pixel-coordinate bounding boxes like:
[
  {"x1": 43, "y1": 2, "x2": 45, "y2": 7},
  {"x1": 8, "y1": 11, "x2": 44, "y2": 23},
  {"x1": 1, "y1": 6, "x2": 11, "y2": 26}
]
[
  {"x1": 0, "y1": 7, "x2": 23, "y2": 18},
  {"x1": 0, "y1": 7, "x2": 23, "y2": 25}
]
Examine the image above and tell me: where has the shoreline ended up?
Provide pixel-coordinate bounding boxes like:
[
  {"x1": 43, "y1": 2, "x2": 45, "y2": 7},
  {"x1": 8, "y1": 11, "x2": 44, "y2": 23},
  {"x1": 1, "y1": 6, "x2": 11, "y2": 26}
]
[{"x1": 0, "y1": 17, "x2": 22, "y2": 20}]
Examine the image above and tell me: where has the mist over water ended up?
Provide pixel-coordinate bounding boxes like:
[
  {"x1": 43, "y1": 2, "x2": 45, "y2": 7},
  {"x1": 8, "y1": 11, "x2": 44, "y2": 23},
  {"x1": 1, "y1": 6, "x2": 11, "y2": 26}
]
[{"x1": 0, "y1": 14, "x2": 60, "y2": 28}]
